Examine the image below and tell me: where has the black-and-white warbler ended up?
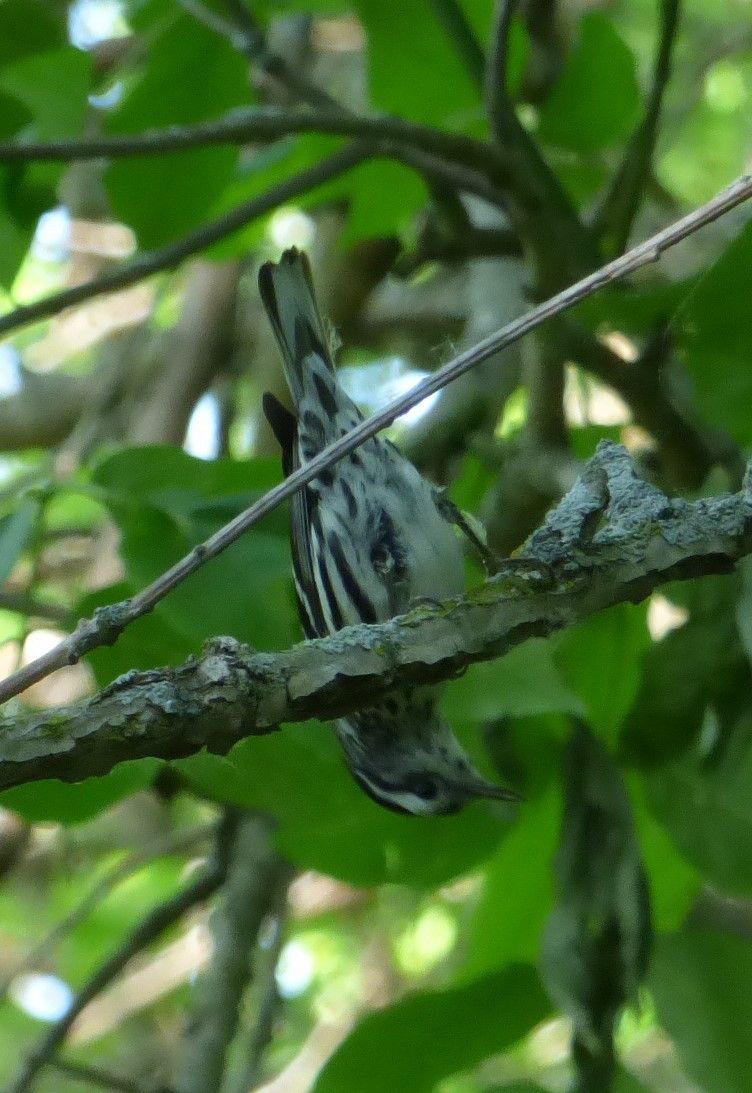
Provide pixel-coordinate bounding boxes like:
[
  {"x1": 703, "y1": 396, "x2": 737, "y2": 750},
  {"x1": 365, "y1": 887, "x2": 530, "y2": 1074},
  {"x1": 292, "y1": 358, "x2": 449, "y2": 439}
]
[{"x1": 260, "y1": 248, "x2": 519, "y2": 816}]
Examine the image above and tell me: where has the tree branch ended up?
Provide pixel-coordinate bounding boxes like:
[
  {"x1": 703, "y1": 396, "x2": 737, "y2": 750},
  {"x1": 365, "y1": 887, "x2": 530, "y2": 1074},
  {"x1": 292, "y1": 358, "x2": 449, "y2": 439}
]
[
  {"x1": 2, "y1": 441, "x2": 752, "y2": 791},
  {"x1": 0, "y1": 144, "x2": 372, "y2": 342},
  {"x1": 486, "y1": 0, "x2": 518, "y2": 142},
  {"x1": 430, "y1": 0, "x2": 487, "y2": 89},
  {"x1": 222, "y1": 0, "x2": 342, "y2": 109},
  {"x1": 595, "y1": 0, "x2": 682, "y2": 254},
  {"x1": 0, "y1": 367, "x2": 86, "y2": 452},
  {"x1": 0, "y1": 173, "x2": 748, "y2": 706},
  {"x1": 0, "y1": 108, "x2": 498, "y2": 178},
  {"x1": 485, "y1": 0, "x2": 601, "y2": 289}
]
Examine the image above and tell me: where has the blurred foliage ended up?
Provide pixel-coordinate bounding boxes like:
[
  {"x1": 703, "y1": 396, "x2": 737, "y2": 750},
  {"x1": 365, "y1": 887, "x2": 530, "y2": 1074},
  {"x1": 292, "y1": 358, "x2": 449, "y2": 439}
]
[{"x1": 0, "y1": 0, "x2": 750, "y2": 1092}]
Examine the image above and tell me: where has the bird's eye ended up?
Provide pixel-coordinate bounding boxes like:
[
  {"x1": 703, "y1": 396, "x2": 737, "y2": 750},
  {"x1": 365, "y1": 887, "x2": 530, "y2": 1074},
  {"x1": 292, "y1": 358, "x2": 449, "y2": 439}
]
[
  {"x1": 405, "y1": 774, "x2": 439, "y2": 801},
  {"x1": 371, "y1": 545, "x2": 393, "y2": 573}
]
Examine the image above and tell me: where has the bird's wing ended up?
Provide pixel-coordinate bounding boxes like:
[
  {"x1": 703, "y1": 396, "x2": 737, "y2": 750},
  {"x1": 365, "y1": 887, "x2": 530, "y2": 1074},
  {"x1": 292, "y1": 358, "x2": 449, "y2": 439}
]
[{"x1": 262, "y1": 391, "x2": 328, "y2": 639}]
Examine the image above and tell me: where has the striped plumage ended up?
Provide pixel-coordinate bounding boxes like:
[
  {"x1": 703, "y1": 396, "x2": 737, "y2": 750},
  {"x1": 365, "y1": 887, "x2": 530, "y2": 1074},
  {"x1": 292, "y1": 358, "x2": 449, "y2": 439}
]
[{"x1": 260, "y1": 248, "x2": 519, "y2": 816}]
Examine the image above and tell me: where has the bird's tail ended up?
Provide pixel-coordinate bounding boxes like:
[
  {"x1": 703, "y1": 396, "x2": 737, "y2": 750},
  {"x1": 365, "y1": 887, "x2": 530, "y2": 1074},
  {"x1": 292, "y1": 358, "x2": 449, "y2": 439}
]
[{"x1": 258, "y1": 248, "x2": 335, "y2": 406}]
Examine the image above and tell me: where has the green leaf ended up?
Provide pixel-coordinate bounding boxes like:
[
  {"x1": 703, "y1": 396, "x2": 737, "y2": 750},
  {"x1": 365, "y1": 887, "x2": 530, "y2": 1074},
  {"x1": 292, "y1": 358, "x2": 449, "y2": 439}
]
[
  {"x1": 353, "y1": 0, "x2": 483, "y2": 125},
  {"x1": 204, "y1": 135, "x2": 344, "y2": 260},
  {"x1": 443, "y1": 640, "x2": 585, "y2": 723},
  {"x1": 0, "y1": 759, "x2": 163, "y2": 824},
  {"x1": 676, "y1": 220, "x2": 752, "y2": 445},
  {"x1": 0, "y1": 90, "x2": 31, "y2": 139},
  {"x1": 556, "y1": 603, "x2": 650, "y2": 744},
  {"x1": 314, "y1": 965, "x2": 550, "y2": 1093},
  {"x1": 0, "y1": 497, "x2": 40, "y2": 586},
  {"x1": 91, "y1": 445, "x2": 280, "y2": 501},
  {"x1": 629, "y1": 776, "x2": 701, "y2": 933},
  {"x1": 651, "y1": 926, "x2": 752, "y2": 1093},
  {"x1": 0, "y1": 44, "x2": 91, "y2": 285},
  {"x1": 537, "y1": 13, "x2": 641, "y2": 152},
  {"x1": 646, "y1": 720, "x2": 752, "y2": 896},
  {"x1": 81, "y1": 582, "x2": 197, "y2": 686},
  {"x1": 488, "y1": 1086, "x2": 548, "y2": 1093},
  {"x1": 0, "y1": 201, "x2": 30, "y2": 287},
  {"x1": 574, "y1": 277, "x2": 696, "y2": 337},
  {"x1": 659, "y1": 100, "x2": 749, "y2": 207},
  {"x1": 105, "y1": 15, "x2": 249, "y2": 246},
  {"x1": 177, "y1": 723, "x2": 516, "y2": 888},
  {"x1": 614, "y1": 1072, "x2": 651, "y2": 1093},
  {"x1": 622, "y1": 576, "x2": 748, "y2": 765},
  {"x1": 44, "y1": 489, "x2": 107, "y2": 534},
  {"x1": 0, "y1": 3, "x2": 63, "y2": 65},
  {"x1": 461, "y1": 787, "x2": 561, "y2": 979},
  {"x1": 0, "y1": 46, "x2": 91, "y2": 138},
  {"x1": 343, "y1": 159, "x2": 428, "y2": 245},
  {"x1": 91, "y1": 446, "x2": 296, "y2": 653}
]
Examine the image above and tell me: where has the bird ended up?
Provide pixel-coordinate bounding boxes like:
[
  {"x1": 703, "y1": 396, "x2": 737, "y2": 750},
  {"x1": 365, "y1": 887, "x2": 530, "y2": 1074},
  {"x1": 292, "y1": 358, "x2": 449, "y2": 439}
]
[{"x1": 259, "y1": 247, "x2": 520, "y2": 816}]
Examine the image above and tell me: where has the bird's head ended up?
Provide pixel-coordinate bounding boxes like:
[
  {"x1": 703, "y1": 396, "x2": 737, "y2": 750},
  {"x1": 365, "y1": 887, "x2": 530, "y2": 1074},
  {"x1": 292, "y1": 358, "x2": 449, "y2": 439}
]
[{"x1": 334, "y1": 705, "x2": 521, "y2": 817}]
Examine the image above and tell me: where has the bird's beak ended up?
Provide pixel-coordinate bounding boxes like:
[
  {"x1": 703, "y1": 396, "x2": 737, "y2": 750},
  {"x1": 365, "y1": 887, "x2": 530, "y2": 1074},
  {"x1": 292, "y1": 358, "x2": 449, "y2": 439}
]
[{"x1": 463, "y1": 775, "x2": 524, "y2": 803}]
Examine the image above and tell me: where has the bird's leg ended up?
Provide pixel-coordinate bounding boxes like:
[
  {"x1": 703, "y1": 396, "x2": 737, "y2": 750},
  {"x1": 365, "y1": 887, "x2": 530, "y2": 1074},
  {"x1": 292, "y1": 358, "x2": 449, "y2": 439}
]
[{"x1": 434, "y1": 491, "x2": 500, "y2": 574}]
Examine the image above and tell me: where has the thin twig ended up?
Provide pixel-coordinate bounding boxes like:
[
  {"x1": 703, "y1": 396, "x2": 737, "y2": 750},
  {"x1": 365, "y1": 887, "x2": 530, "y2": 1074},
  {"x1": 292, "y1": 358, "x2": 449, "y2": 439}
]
[
  {"x1": 220, "y1": 0, "x2": 265, "y2": 54},
  {"x1": 0, "y1": 172, "x2": 749, "y2": 707},
  {"x1": 395, "y1": 224, "x2": 523, "y2": 276},
  {"x1": 429, "y1": 0, "x2": 487, "y2": 88},
  {"x1": 9, "y1": 825, "x2": 233, "y2": 1093},
  {"x1": 486, "y1": 0, "x2": 519, "y2": 142},
  {"x1": 595, "y1": 0, "x2": 682, "y2": 254}
]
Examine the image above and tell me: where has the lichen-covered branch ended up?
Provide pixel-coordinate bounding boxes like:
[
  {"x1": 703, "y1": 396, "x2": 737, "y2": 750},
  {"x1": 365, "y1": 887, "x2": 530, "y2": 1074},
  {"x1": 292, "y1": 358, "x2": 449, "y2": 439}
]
[
  {"x1": 2, "y1": 172, "x2": 748, "y2": 709},
  {"x1": 2, "y1": 442, "x2": 751, "y2": 793}
]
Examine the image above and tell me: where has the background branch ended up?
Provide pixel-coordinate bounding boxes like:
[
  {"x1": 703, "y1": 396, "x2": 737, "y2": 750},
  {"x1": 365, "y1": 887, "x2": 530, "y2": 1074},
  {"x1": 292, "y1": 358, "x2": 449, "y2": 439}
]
[
  {"x1": 0, "y1": 367, "x2": 86, "y2": 452},
  {"x1": 430, "y1": 0, "x2": 487, "y2": 89},
  {"x1": 174, "y1": 814, "x2": 288, "y2": 1093},
  {"x1": 226, "y1": 873, "x2": 290, "y2": 1093},
  {"x1": 595, "y1": 0, "x2": 682, "y2": 254},
  {"x1": 0, "y1": 109, "x2": 498, "y2": 177},
  {"x1": 557, "y1": 318, "x2": 739, "y2": 486},
  {"x1": 486, "y1": 0, "x2": 518, "y2": 142}
]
